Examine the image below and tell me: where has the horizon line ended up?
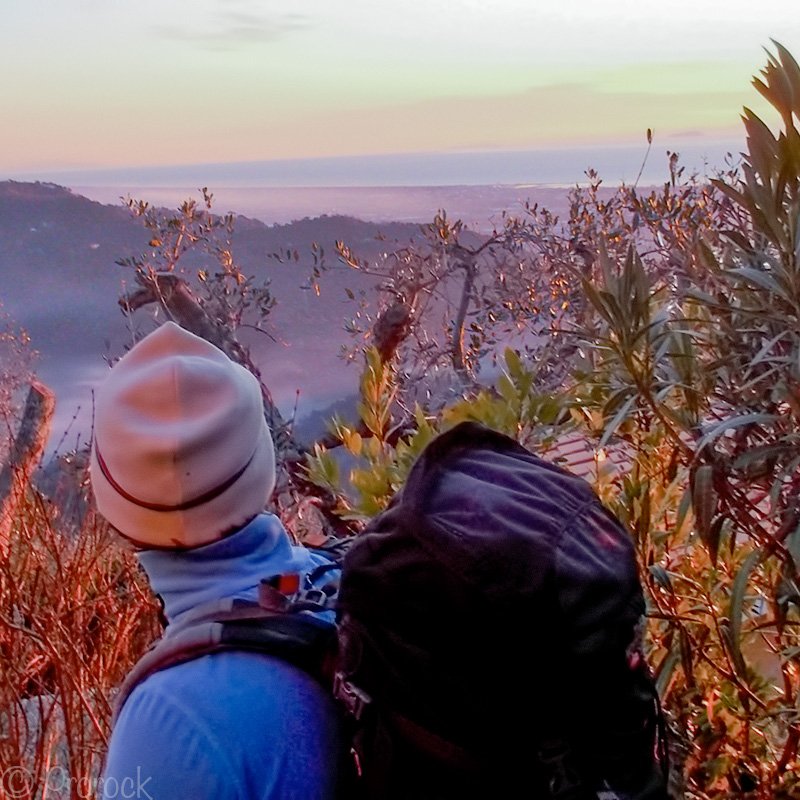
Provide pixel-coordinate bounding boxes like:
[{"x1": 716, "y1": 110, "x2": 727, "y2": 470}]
[{"x1": 3, "y1": 138, "x2": 745, "y2": 189}]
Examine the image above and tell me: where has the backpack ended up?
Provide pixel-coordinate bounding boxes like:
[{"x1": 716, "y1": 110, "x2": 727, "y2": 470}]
[
  {"x1": 333, "y1": 421, "x2": 668, "y2": 799},
  {"x1": 113, "y1": 421, "x2": 668, "y2": 800}
]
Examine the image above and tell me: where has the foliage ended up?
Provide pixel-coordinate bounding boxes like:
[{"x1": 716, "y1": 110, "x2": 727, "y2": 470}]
[
  {"x1": 306, "y1": 44, "x2": 800, "y2": 797},
  {"x1": 308, "y1": 208, "x2": 578, "y2": 409},
  {"x1": 0, "y1": 308, "x2": 36, "y2": 459},
  {"x1": 116, "y1": 188, "x2": 275, "y2": 341},
  {"x1": 0, "y1": 487, "x2": 160, "y2": 799},
  {"x1": 4, "y1": 38, "x2": 800, "y2": 800},
  {"x1": 306, "y1": 347, "x2": 440, "y2": 519}
]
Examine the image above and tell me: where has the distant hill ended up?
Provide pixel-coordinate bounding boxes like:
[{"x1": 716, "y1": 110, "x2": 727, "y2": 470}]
[{"x1": 0, "y1": 181, "x2": 424, "y2": 448}]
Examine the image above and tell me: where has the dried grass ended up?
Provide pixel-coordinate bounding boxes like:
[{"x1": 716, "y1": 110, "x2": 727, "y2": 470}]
[{"x1": 0, "y1": 482, "x2": 160, "y2": 799}]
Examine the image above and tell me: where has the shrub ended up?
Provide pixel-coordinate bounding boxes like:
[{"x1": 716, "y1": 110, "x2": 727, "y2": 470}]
[{"x1": 308, "y1": 43, "x2": 800, "y2": 797}]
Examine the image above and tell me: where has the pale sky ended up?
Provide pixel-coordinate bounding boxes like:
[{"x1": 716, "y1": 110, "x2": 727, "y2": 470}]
[{"x1": 1, "y1": 0, "x2": 798, "y2": 175}]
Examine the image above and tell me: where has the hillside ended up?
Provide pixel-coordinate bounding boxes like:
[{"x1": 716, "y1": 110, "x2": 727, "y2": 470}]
[{"x1": 0, "y1": 181, "x2": 425, "y2": 445}]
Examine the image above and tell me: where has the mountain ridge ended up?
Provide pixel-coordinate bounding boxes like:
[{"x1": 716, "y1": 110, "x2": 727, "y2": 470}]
[{"x1": 0, "y1": 181, "x2": 425, "y2": 447}]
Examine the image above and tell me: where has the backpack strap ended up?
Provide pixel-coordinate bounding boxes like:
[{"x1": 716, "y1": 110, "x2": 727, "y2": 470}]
[
  {"x1": 114, "y1": 539, "x2": 349, "y2": 726},
  {"x1": 113, "y1": 599, "x2": 336, "y2": 725}
]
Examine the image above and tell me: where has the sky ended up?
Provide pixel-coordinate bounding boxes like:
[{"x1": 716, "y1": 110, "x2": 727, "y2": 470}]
[{"x1": 1, "y1": 0, "x2": 799, "y2": 181}]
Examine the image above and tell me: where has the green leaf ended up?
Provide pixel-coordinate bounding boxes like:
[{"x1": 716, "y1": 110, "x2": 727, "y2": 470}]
[
  {"x1": 727, "y1": 266, "x2": 782, "y2": 294},
  {"x1": 720, "y1": 621, "x2": 750, "y2": 684},
  {"x1": 696, "y1": 413, "x2": 777, "y2": 452},
  {"x1": 598, "y1": 394, "x2": 637, "y2": 450},
  {"x1": 649, "y1": 564, "x2": 674, "y2": 593},
  {"x1": 679, "y1": 628, "x2": 693, "y2": 683},
  {"x1": 786, "y1": 521, "x2": 800, "y2": 568},
  {"x1": 742, "y1": 108, "x2": 778, "y2": 185},
  {"x1": 750, "y1": 331, "x2": 790, "y2": 366},
  {"x1": 692, "y1": 465, "x2": 717, "y2": 548},
  {"x1": 655, "y1": 646, "x2": 680, "y2": 698},
  {"x1": 504, "y1": 347, "x2": 523, "y2": 379},
  {"x1": 731, "y1": 443, "x2": 791, "y2": 471},
  {"x1": 497, "y1": 374, "x2": 518, "y2": 405},
  {"x1": 729, "y1": 548, "x2": 763, "y2": 671},
  {"x1": 305, "y1": 446, "x2": 340, "y2": 490},
  {"x1": 580, "y1": 278, "x2": 617, "y2": 327},
  {"x1": 774, "y1": 40, "x2": 800, "y2": 106}
]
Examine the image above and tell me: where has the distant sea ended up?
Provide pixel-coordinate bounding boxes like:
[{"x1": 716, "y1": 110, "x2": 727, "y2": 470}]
[
  {"x1": 60, "y1": 138, "x2": 742, "y2": 233},
  {"x1": 50, "y1": 140, "x2": 741, "y2": 187}
]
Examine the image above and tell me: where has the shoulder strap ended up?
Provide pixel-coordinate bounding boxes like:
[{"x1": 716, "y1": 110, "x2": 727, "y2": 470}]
[
  {"x1": 113, "y1": 603, "x2": 336, "y2": 724},
  {"x1": 115, "y1": 541, "x2": 349, "y2": 725}
]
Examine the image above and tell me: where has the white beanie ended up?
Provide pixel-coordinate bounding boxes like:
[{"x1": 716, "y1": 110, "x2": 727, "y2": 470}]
[{"x1": 89, "y1": 322, "x2": 276, "y2": 549}]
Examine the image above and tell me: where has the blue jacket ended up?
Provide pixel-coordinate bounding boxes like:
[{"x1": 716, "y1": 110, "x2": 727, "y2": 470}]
[{"x1": 102, "y1": 514, "x2": 341, "y2": 800}]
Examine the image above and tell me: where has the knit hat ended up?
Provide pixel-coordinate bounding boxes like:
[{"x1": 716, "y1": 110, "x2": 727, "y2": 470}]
[{"x1": 89, "y1": 322, "x2": 276, "y2": 549}]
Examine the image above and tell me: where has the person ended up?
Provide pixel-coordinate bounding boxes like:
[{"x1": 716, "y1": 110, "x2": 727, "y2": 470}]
[{"x1": 90, "y1": 321, "x2": 341, "y2": 800}]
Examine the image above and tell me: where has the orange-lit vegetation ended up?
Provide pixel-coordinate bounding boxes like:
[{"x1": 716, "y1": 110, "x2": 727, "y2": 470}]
[
  {"x1": 0, "y1": 495, "x2": 160, "y2": 798},
  {"x1": 2, "y1": 42, "x2": 800, "y2": 799}
]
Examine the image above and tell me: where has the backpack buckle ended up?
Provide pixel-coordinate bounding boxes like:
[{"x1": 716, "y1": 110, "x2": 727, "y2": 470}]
[
  {"x1": 258, "y1": 578, "x2": 294, "y2": 611},
  {"x1": 333, "y1": 672, "x2": 372, "y2": 721}
]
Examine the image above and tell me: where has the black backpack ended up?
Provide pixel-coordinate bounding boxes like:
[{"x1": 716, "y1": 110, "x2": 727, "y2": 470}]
[
  {"x1": 333, "y1": 421, "x2": 668, "y2": 799},
  {"x1": 114, "y1": 421, "x2": 668, "y2": 799}
]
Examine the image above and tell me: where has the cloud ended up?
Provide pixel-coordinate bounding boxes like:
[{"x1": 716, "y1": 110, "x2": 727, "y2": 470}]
[{"x1": 154, "y1": 4, "x2": 311, "y2": 50}]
